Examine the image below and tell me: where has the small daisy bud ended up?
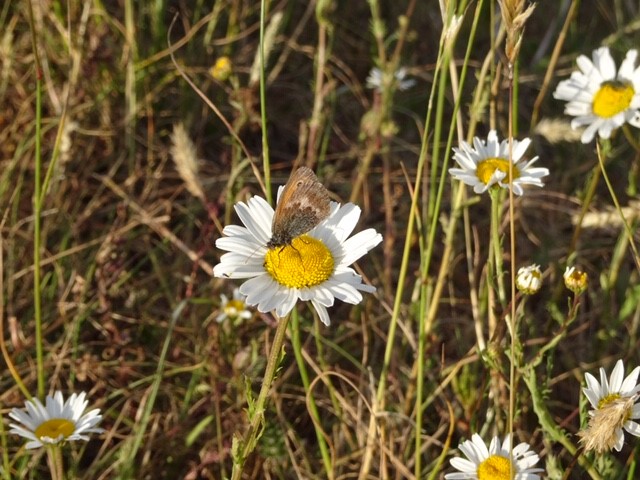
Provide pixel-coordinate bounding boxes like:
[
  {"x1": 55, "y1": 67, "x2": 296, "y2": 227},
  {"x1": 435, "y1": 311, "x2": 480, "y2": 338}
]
[
  {"x1": 564, "y1": 266, "x2": 588, "y2": 294},
  {"x1": 210, "y1": 56, "x2": 232, "y2": 81},
  {"x1": 516, "y1": 264, "x2": 542, "y2": 295}
]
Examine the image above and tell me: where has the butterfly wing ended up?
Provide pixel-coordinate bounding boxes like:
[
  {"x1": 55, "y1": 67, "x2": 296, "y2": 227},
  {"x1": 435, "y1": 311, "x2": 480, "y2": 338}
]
[{"x1": 269, "y1": 167, "x2": 331, "y2": 247}]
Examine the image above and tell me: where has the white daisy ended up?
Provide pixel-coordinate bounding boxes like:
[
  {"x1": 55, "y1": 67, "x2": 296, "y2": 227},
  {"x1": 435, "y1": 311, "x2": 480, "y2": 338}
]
[
  {"x1": 581, "y1": 359, "x2": 640, "y2": 452},
  {"x1": 216, "y1": 287, "x2": 252, "y2": 324},
  {"x1": 9, "y1": 391, "x2": 104, "y2": 449},
  {"x1": 213, "y1": 195, "x2": 382, "y2": 326},
  {"x1": 366, "y1": 66, "x2": 416, "y2": 92},
  {"x1": 449, "y1": 130, "x2": 549, "y2": 196},
  {"x1": 553, "y1": 46, "x2": 640, "y2": 143},
  {"x1": 446, "y1": 433, "x2": 543, "y2": 480},
  {"x1": 516, "y1": 264, "x2": 542, "y2": 295}
]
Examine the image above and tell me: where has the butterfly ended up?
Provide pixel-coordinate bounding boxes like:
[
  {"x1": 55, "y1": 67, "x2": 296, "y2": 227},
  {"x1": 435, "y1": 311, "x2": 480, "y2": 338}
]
[{"x1": 266, "y1": 167, "x2": 331, "y2": 249}]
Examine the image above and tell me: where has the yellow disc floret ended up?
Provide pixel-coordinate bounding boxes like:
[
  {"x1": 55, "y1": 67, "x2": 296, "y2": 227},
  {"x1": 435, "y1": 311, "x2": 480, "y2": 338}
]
[
  {"x1": 264, "y1": 235, "x2": 334, "y2": 289},
  {"x1": 210, "y1": 56, "x2": 233, "y2": 81},
  {"x1": 35, "y1": 418, "x2": 76, "y2": 441},
  {"x1": 224, "y1": 299, "x2": 246, "y2": 317},
  {"x1": 598, "y1": 392, "x2": 622, "y2": 410},
  {"x1": 477, "y1": 455, "x2": 512, "y2": 480},
  {"x1": 476, "y1": 157, "x2": 520, "y2": 185},
  {"x1": 592, "y1": 80, "x2": 635, "y2": 118}
]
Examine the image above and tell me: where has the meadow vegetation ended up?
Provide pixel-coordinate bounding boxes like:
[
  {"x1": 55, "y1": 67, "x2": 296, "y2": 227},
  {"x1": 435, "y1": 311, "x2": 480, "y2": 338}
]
[{"x1": 1, "y1": 0, "x2": 640, "y2": 479}]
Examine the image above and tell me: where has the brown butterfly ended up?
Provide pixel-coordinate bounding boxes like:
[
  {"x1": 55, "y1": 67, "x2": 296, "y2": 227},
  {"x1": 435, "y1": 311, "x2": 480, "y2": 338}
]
[{"x1": 266, "y1": 166, "x2": 331, "y2": 249}]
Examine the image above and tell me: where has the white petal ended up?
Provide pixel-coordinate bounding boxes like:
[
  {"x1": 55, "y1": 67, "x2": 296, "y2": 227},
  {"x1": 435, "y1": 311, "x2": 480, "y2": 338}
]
[
  {"x1": 511, "y1": 137, "x2": 531, "y2": 161},
  {"x1": 624, "y1": 420, "x2": 640, "y2": 437},
  {"x1": 275, "y1": 289, "x2": 298, "y2": 317},
  {"x1": 326, "y1": 203, "x2": 360, "y2": 241},
  {"x1": 613, "y1": 428, "x2": 625, "y2": 451},
  {"x1": 340, "y1": 229, "x2": 383, "y2": 265},
  {"x1": 449, "y1": 456, "x2": 478, "y2": 472},
  {"x1": 609, "y1": 360, "x2": 625, "y2": 392},
  {"x1": 594, "y1": 47, "x2": 615, "y2": 81},
  {"x1": 311, "y1": 301, "x2": 331, "y2": 326},
  {"x1": 580, "y1": 122, "x2": 599, "y2": 143},
  {"x1": 618, "y1": 50, "x2": 638, "y2": 80},
  {"x1": 621, "y1": 366, "x2": 640, "y2": 393}
]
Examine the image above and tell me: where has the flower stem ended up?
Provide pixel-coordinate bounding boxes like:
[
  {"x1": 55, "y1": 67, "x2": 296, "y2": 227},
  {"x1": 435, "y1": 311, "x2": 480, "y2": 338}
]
[
  {"x1": 231, "y1": 312, "x2": 290, "y2": 480},
  {"x1": 259, "y1": 0, "x2": 272, "y2": 203},
  {"x1": 489, "y1": 189, "x2": 507, "y2": 310},
  {"x1": 290, "y1": 310, "x2": 333, "y2": 477},
  {"x1": 26, "y1": 0, "x2": 45, "y2": 401},
  {"x1": 595, "y1": 140, "x2": 640, "y2": 272},
  {"x1": 47, "y1": 446, "x2": 64, "y2": 480},
  {"x1": 522, "y1": 366, "x2": 601, "y2": 480}
]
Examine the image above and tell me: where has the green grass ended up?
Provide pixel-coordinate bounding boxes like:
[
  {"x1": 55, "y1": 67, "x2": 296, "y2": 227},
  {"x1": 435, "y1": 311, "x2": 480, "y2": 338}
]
[{"x1": 1, "y1": 0, "x2": 640, "y2": 478}]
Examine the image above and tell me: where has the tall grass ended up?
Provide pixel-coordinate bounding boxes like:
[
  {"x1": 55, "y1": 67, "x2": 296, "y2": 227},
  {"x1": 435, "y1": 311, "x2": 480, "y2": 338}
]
[{"x1": 1, "y1": 0, "x2": 639, "y2": 478}]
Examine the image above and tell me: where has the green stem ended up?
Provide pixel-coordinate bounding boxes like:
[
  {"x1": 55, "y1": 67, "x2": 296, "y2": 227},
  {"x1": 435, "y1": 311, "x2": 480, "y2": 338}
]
[
  {"x1": 124, "y1": 0, "x2": 136, "y2": 173},
  {"x1": 259, "y1": 0, "x2": 272, "y2": 203},
  {"x1": 231, "y1": 312, "x2": 290, "y2": 480},
  {"x1": 596, "y1": 140, "x2": 640, "y2": 272},
  {"x1": 47, "y1": 445, "x2": 64, "y2": 480},
  {"x1": 490, "y1": 189, "x2": 507, "y2": 309},
  {"x1": 507, "y1": 60, "x2": 517, "y2": 470},
  {"x1": 26, "y1": 0, "x2": 45, "y2": 400},
  {"x1": 358, "y1": 20, "x2": 448, "y2": 475},
  {"x1": 568, "y1": 163, "x2": 600, "y2": 256},
  {"x1": 290, "y1": 310, "x2": 333, "y2": 478},
  {"x1": 622, "y1": 123, "x2": 640, "y2": 154},
  {"x1": 522, "y1": 367, "x2": 601, "y2": 479}
]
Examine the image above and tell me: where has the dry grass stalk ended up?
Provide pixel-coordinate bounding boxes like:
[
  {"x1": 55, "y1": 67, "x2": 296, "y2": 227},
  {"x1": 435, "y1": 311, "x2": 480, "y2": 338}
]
[
  {"x1": 573, "y1": 201, "x2": 640, "y2": 229},
  {"x1": 170, "y1": 122, "x2": 206, "y2": 203},
  {"x1": 498, "y1": 0, "x2": 536, "y2": 64},
  {"x1": 534, "y1": 117, "x2": 583, "y2": 144}
]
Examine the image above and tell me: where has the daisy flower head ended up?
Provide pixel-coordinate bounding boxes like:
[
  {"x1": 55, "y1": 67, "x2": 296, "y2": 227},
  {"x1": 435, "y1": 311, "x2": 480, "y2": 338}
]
[
  {"x1": 449, "y1": 130, "x2": 549, "y2": 196},
  {"x1": 210, "y1": 56, "x2": 232, "y2": 82},
  {"x1": 366, "y1": 66, "x2": 416, "y2": 92},
  {"x1": 216, "y1": 287, "x2": 252, "y2": 324},
  {"x1": 553, "y1": 46, "x2": 640, "y2": 143},
  {"x1": 9, "y1": 391, "x2": 104, "y2": 449},
  {"x1": 563, "y1": 266, "x2": 588, "y2": 294},
  {"x1": 516, "y1": 264, "x2": 543, "y2": 295},
  {"x1": 580, "y1": 359, "x2": 640, "y2": 453},
  {"x1": 213, "y1": 192, "x2": 382, "y2": 326},
  {"x1": 446, "y1": 433, "x2": 543, "y2": 479}
]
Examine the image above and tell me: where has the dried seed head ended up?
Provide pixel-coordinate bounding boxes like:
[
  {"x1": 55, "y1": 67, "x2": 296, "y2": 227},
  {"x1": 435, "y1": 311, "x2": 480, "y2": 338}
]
[
  {"x1": 534, "y1": 118, "x2": 583, "y2": 144},
  {"x1": 498, "y1": 0, "x2": 536, "y2": 65},
  {"x1": 578, "y1": 394, "x2": 638, "y2": 454},
  {"x1": 170, "y1": 123, "x2": 205, "y2": 202}
]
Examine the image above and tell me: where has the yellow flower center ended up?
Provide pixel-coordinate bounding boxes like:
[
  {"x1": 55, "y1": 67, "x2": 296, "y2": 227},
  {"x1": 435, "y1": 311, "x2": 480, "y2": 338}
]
[
  {"x1": 476, "y1": 158, "x2": 520, "y2": 185},
  {"x1": 564, "y1": 269, "x2": 588, "y2": 293},
  {"x1": 210, "y1": 56, "x2": 232, "y2": 81},
  {"x1": 224, "y1": 300, "x2": 246, "y2": 316},
  {"x1": 517, "y1": 268, "x2": 542, "y2": 295},
  {"x1": 592, "y1": 80, "x2": 635, "y2": 118},
  {"x1": 34, "y1": 418, "x2": 75, "y2": 441},
  {"x1": 264, "y1": 235, "x2": 334, "y2": 289},
  {"x1": 598, "y1": 392, "x2": 621, "y2": 410},
  {"x1": 477, "y1": 455, "x2": 512, "y2": 480}
]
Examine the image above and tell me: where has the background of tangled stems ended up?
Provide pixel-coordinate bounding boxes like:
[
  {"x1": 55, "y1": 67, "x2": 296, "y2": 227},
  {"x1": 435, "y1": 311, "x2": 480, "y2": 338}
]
[{"x1": 1, "y1": 0, "x2": 639, "y2": 479}]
